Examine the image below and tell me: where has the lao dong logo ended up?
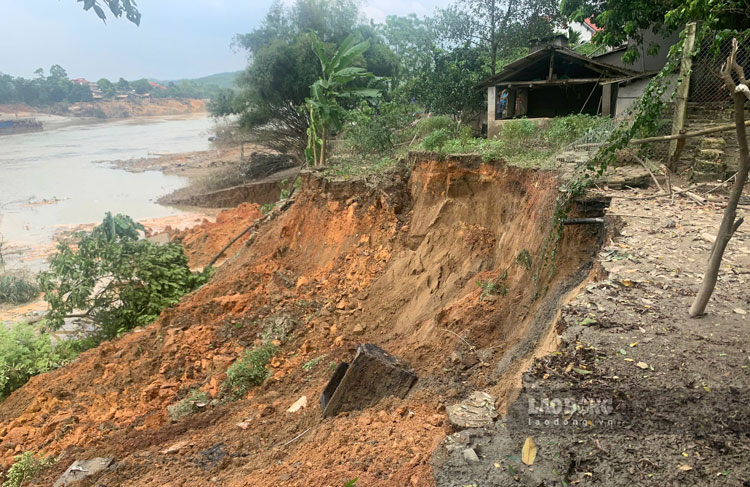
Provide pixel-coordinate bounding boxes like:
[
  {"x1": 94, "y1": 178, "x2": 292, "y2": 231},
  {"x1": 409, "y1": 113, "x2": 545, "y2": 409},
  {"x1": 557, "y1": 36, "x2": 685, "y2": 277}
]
[{"x1": 526, "y1": 396, "x2": 614, "y2": 428}]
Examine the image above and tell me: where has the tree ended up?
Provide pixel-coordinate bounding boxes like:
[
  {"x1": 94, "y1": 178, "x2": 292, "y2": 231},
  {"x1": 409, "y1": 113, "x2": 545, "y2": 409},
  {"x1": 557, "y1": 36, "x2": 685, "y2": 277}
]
[
  {"x1": 49, "y1": 64, "x2": 68, "y2": 80},
  {"x1": 439, "y1": 0, "x2": 560, "y2": 74},
  {"x1": 77, "y1": 0, "x2": 141, "y2": 25},
  {"x1": 216, "y1": 0, "x2": 397, "y2": 159},
  {"x1": 38, "y1": 213, "x2": 211, "y2": 339},
  {"x1": 116, "y1": 77, "x2": 130, "y2": 91},
  {"x1": 406, "y1": 46, "x2": 489, "y2": 120},
  {"x1": 130, "y1": 78, "x2": 152, "y2": 94},
  {"x1": 377, "y1": 14, "x2": 438, "y2": 84},
  {"x1": 305, "y1": 33, "x2": 381, "y2": 166},
  {"x1": 561, "y1": 0, "x2": 750, "y2": 63},
  {"x1": 97, "y1": 78, "x2": 116, "y2": 97},
  {"x1": 689, "y1": 38, "x2": 749, "y2": 317}
]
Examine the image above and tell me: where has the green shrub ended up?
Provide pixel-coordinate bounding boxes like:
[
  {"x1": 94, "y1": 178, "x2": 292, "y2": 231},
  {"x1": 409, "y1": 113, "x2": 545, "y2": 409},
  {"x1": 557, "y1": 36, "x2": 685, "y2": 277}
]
[
  {"x1": 345, "y1": 101, "x2": 413, "y2": 154},
  {"x1": 544, "y1": 114, "x2": 610, "y2": 148},
  {"x1": 501, "y1": 118, "x2": 540, "y2": 142},
  {"x1": 423, "y1": 127, "x2": 454, "y2": 151},
  {"x1": 413, "y1": 115, "x2": 458, "y2": 138},
  {"x1": 224, "y1": 343, "x2": 279, "y2": 398},
  {"x1": 38, "y1": 213, "x2": 212, "y2": 339},
  {"x1": 167, "y1": 388, "x2": 210, "y2": 421},
  {"x1": 0, "y1": 274, "x2": 39, "y2": 305},
  {"x1": 0, "y1": 323, "x2": 87, "y2": 400},
  {"x1": 3, "y1": 452, "x2": 55, "y2": 487}
]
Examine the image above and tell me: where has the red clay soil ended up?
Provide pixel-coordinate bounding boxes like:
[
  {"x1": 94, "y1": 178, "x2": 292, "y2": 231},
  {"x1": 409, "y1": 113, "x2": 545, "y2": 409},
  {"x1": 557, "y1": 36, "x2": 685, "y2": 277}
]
[
  {"x1": 170, "y1": 202, "x2": 263, "y2": 269},
  {"x1": 0, "y1": 153, "x2": 601, "y2": 487}
]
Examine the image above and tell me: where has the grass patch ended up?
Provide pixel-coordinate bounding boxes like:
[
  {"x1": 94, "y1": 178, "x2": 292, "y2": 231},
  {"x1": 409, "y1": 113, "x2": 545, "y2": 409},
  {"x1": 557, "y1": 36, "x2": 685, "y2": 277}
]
[
  {"x1": 224, "y1": 342, "x2": 279, "y2": 398},
  {"x1": 167, "y1": 388, "x2": 210, "y2": 421},
  {"x1": 421, "y1": 115, "x2": 612, "y2": 169},
  {"x1": 3, "y1": 451, "x2": 56, "y2": 487},
  {"x1": 0, "y1": 274, "x2": 39, "y2": 305},
  {"x1": 301, "y1": 354, "x2": 327, "y2": 372}
]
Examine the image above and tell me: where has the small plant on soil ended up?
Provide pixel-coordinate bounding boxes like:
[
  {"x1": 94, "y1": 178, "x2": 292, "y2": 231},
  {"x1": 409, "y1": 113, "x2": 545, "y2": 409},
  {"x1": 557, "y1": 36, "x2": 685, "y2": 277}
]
[
  {"x1": 260, "y1": 203, "x2": 275, "y2": 215},
  {"x1": 477, "y1": 269, "x2": 509, "y2": 301},
  {"x1": 343, "y1": 479, "x2": 358, "y2": 487},
  {"x1": 515, "y1": 249, "x2": 533, "y2": 270},
  {"x1": 3, "y1": 451, "x2": 56, "y2": 487},
  {"x1": 301, "y1": 354, "x2": 327, "y2": 371},
  {"x1": 0, "y1": 274, "x2": 39, "y2": 305},
  {"x1": 167, "y1": 388, "x2": 210, "y2": 421},
  {"x1": 224, "y1": 342, "x2": 279, "y2": 398}
]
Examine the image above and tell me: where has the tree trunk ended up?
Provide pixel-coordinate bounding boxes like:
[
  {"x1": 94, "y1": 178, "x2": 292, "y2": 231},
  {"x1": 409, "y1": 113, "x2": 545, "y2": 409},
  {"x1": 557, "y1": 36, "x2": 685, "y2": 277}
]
[
  {"x1": 319, "y1": 125, "x2": 328, "y2": 167},
  {"x1": 689, "y1": 90, "x2": 749, "y2": 317}
]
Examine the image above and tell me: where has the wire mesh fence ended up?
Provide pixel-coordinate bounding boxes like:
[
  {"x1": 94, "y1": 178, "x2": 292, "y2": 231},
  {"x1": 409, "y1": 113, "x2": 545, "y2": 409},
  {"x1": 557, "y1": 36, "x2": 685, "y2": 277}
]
[{"x1": 553, "y1": 30, "x2": 750, "y2": 186}]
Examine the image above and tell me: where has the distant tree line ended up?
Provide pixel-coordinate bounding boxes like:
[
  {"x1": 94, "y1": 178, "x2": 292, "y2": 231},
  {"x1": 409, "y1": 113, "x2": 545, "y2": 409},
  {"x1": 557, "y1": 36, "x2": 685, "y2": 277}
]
[{"x1": 0, "y1": 65, "x2": 226, "y2": 107}]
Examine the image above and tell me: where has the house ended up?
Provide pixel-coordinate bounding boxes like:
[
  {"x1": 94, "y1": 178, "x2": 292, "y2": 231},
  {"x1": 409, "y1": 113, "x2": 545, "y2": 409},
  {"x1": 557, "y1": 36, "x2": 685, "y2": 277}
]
[
  {"x1": 480, "y1": 35, "x2": 641, "y2": 138},
  {"x1": 567, "y1": 18, "x2": 601, "y2": 43},
  {"x1": 479, "y1": 32, "x2": 684, "y2": 138}
]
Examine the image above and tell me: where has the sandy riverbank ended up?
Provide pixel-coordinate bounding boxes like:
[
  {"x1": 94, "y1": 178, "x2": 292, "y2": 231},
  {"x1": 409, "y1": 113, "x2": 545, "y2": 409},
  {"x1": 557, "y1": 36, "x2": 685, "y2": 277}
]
[{"x1": 0, "y1": 99, "x2": 207, "y2": 126}]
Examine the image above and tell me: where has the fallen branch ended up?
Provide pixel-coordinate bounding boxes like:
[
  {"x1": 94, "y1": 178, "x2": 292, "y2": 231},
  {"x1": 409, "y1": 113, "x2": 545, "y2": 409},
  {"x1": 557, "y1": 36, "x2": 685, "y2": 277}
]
[
  {"x1": 206, "y1": 170, "x2": 303, "y2": 268},
  {"x1": 440, "y1": 328, "x2": 475, "y2": 350},
  {"x1": 705, "y1": 172, "x2": 737, "y2": 194},
  {"x1": 671, "y1": 186, "x2": 706, "y2": 205},
  {"x1": 280, "y1": 428, "x2": 310, "y2": 448},
  {"x1": 631, "y1": 154, "x2": 663, "y2": 192}
]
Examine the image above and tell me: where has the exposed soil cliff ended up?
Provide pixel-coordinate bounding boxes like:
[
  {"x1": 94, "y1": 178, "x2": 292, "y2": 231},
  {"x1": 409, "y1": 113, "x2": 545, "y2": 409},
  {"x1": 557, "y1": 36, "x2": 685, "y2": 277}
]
[{"x1": 0, "y1": 154, "x2": 603, "y2": 486}]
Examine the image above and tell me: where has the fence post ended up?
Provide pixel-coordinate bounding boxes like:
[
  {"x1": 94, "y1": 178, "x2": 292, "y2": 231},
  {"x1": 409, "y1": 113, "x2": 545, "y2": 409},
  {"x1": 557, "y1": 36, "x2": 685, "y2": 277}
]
[{"x1": 668, "y1": 22, "x2": 697, "y2": 172}]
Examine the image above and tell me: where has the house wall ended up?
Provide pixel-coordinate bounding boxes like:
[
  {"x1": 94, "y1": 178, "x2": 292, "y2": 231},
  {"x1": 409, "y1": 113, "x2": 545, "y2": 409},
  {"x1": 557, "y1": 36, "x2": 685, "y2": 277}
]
[
  {"x1": 594, "y1": 30, "x2": 679, "y2": 73},
  {"x1": 615, "y1": 73, "x2": 677, "y2": 117}
]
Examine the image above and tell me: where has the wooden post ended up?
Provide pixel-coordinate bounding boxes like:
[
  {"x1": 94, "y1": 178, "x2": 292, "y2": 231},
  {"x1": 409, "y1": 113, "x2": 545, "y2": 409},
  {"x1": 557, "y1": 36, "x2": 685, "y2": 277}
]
[
  {"x1": 668, "y1": 22, "x2": 697, "y2": 171},
  {"x1": 506, "y1": 88, "x2": 517, "y2": 118},
  {"x1": 602, "y1": 83, "x2": 612, "y2": 116},
  {"x1": 487, "y1": 86, "x2": 497, "y2": 138},
  {"x1": 548, "y1": 51, "x2": 555, "y2": 80}
]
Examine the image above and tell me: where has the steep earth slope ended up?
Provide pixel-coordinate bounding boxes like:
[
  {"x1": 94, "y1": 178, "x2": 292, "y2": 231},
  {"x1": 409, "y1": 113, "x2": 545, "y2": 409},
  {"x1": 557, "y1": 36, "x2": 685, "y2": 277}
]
[{"x1": 0, "y1": 154, "x2": 603, "y2": 486}]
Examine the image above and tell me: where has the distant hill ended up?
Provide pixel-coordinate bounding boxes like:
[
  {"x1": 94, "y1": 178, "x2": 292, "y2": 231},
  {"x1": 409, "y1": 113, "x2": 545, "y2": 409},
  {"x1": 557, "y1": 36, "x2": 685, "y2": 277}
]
[{"x1": 154, "y1": 71, "x2": 241, "y2": 90}]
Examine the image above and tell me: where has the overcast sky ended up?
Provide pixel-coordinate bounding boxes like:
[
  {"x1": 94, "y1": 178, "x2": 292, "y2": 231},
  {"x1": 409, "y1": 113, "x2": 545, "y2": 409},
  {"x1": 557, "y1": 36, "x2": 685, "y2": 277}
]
[{"x1": 0, "y1": 0, "x2": 452, "y2": 81}]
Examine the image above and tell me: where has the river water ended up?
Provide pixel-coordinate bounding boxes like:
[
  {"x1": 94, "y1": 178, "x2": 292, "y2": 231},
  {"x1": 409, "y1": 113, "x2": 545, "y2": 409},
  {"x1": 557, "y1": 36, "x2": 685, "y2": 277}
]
[{"x1": 0, "y1": 115, "x2": 213, "y2": 269}]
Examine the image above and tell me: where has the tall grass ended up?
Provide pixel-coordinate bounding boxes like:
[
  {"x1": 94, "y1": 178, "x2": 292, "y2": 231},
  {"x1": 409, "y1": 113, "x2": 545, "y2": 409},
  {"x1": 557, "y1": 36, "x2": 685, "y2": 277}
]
[{"x1": 0, "y1": 274, "x2": 39, "y2": 305}]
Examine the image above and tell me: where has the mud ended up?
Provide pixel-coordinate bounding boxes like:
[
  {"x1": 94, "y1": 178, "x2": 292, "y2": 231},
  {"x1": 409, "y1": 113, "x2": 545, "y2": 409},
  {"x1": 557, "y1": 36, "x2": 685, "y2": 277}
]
[
  {"x1": 0, "y1": 153, "x2": 604, "y2": 487},
  {"x1": 432, "y1": 188, "x2": 750, "y2": 486}
]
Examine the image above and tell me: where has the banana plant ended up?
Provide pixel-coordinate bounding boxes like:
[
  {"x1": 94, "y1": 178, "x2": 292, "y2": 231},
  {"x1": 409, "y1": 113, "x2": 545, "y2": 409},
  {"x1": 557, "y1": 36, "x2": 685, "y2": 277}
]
[{"x1": 305, "y1": 32, "x2": 382, "y2": 166}]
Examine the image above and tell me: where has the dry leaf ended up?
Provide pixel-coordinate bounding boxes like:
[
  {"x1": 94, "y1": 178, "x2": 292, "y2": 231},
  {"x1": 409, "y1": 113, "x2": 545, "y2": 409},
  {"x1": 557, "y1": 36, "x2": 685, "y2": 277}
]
[
  {"x1": 636, "y1": 362, "x2": 649, "y2": 369},
  {"x1": 678, "y1": 464, "x2": 693, "y2": 471},
  {"x1": 522, "y1": 436, "x2": 537, "y2": 466}
]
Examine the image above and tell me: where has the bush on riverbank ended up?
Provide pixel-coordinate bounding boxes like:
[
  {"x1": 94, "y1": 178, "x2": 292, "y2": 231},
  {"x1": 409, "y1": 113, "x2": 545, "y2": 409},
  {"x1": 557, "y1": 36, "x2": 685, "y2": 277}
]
[
  {"x1": 0, "y1": 322, "x2": 90, "y2": 400},
  {"x1": 38, "y1": 213, "x2": 212, "y2": 340}
]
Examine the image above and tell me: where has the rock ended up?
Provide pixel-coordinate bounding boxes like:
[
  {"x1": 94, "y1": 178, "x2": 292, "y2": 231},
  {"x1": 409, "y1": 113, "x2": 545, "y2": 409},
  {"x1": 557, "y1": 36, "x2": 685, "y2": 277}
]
[
  {"x1": 321, "y1": 343, "x2": 417, "y2": 418},
  {"x1": 351, "y1": 324, "x2": 365, "y2": 335},
  {"x1": 427, "y1": 414, "x2": 444, "y2": 427},
  {"x1": 287, "y1": 396, "x2": 308, "y2": 413},
  {"x1": 53, "y1": 458, "x2": 115, "y2": 487},
  {"x1": 161, "y1": 440, "x2": 189, "y2": 454},
  {"x1": 462, "y1": 448, "x2": 480, "y2": 463},
  {"x1": 446, "y1": 391, "x2": 499, "y2": 429}
]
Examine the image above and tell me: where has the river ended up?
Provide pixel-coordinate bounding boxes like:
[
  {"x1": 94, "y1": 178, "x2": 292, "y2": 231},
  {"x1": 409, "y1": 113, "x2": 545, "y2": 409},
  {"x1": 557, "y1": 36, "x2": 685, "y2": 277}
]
[{"x1": 0, "y1": 114, "x2": 213, "y2": 271}]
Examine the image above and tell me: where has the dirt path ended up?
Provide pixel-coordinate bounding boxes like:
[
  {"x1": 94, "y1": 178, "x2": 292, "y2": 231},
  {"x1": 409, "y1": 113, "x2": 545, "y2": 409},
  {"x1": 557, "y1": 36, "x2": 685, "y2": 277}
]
[{"x1": 434, "y1": 186, "x2": 750, "y2": 486}]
